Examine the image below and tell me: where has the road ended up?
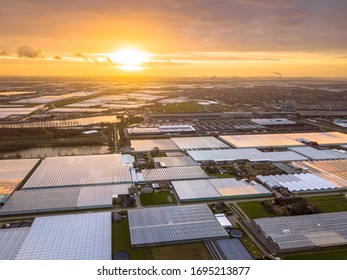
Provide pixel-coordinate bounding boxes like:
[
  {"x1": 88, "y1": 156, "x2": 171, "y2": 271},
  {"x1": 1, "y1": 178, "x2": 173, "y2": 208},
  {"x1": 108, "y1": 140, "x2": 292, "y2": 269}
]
[{"x1": 113, "y1": 125, "x2": 118, "y2": 153}]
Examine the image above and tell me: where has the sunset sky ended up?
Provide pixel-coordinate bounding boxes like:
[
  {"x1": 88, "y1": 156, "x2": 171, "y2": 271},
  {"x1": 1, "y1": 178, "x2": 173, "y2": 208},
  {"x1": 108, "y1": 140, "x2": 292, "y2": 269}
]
[{"x1": 1, "y1": 0, "x2": 347, "y2": 77}]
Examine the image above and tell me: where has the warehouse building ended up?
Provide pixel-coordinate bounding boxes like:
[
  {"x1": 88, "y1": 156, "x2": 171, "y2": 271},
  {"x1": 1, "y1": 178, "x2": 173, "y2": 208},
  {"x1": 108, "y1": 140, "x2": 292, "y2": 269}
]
[
  {"x1": 257, "y1": 173, "x2": 339, "y2": 192},
  {"x1": 187, "y1": 148, "x2": 308, "y2": 162},
  {"x1": 130, "y1": 139, "x2": 179, "y2": 152},
  {"x1": 153, "y1": 156, "x2": 197, "y2": 167},
  {"x1": 16, "y1": 212, "x2": 111, "y2": 259},
  {"x1": 172, "y1": 178, "x2": 271, "y2": 202},
  {"x1": 128, "y1": 204, "x2": 228, "y2": 246},
  {"x1": 23, "y1": 154, "x2": 132, "y2": 189},
  {"x1": 127, "y1": 127, "x2": 161, "y2": 135},
  {"x1": 138, "y1": 166, "x2": 209, "y2": 182},
  {"x1": 0, "y1": 227, "x2": 30, "y2": 260},
  {"x1": 251, "y1": 118, "x2": 296, "y2": 126},
  {"x1": 292, "y1": 160, "x2": 347, "y2": 188},
  {"x1": 0, "y1": 183, "x2": 131, "y2": 215},
  {"x1": 171, "y1": 136, "x2": 230, "y2": 150},
  {"x1": 0, "y1": 158, "x2": 40, "y2": 203},
  {"x1": 289, "y1": 147, "x2": 347, "y2": 160},
  {"x1": 205, "y1": 239, "x2": 254, "y2": 260},
  {"x1": 220, "y1": 132, "x2": 347, "y2": 148},
  {"x1": 159, "y1": 125, "x2": 196, "y2": 133},
  {"x1": 254, "y1": 212, "x2": 347, "y2": 252}
]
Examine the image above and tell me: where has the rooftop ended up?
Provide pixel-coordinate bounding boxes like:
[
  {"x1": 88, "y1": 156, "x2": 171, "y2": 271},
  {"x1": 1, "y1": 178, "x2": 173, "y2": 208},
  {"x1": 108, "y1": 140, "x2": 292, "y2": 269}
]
[
  {"x1": 128, "y1": 204, "x2": 228, "y2": 246},
  {"x1": 219, "y1": 132, "x2": 347, "y2": 148},
  {"x1": 23, "y1": 154, "x2": 132, "y2": 189},
  {"x1": 15, "y1": 212, "x2": 111, "y2": 260}
]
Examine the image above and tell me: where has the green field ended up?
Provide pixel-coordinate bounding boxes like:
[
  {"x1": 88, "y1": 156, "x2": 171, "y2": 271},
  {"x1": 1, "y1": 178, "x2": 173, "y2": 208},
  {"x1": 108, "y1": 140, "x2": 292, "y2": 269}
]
[
  {"x1": 284, "y1": 248, "x2": 347, "y2": 260},
  {"x1": 149, "y1": 242, "x2": 212, "y2": 260},
  {"x1": 140, "y1": 191, "x2": 177, "y2": 206},
  {"x1": 112, "y1": 216, "x2": 145, "y2": 260},
  {"x1": 305, "y1": 195, "x2": 347, "y2": 213},
  {"x1": 236, "y1": 201, "x2": 276, "y2": 219},
  {"x1": 153, "y1": 102, "x2": 205, "y2": 113},
  {"x1": 112, "y1": 216, "x2": 212, "y2": 260},
  {"x1": 240, "y1": 231, "x2": 264, "y2": 260}
]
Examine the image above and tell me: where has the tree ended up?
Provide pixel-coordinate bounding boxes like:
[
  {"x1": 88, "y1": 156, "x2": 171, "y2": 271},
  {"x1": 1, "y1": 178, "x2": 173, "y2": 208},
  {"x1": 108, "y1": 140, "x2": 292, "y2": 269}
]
[{"x1": 151, "y1": 146, "x2": 160, "y2": 157}]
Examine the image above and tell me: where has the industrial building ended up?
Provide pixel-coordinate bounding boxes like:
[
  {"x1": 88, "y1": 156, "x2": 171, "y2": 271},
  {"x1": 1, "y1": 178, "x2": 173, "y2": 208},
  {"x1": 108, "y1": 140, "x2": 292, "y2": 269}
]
[
  {"x1": 0, "y1": 227, "x2": 30, "y2": 260},
  {"x1": 289, "y1": 147, "x2": 347, "y2": 160},
  {"x1": 130, "y1": 139, "x2": 179, "y2": 152},
  {"x1": 0, "y1": 158, "x2": 40, "y2": 203},
  {"x1": 251, "y1": 118, "x2": 296, "y2": 126},
  {"x1": 159, "y1": 125, "x2": 196, "y2": 133},
  {"x1": 0, "y1": 107, "x2": 41, "y2": 119},
  {"x1": 171, "y1": 136, "x2": 230, "y2": 150},
  {"x1": 0, "y1": 183, "x2": 131, "y2": 215},
  {"x1": 205, "y1": 239, "x2": 254, "y2": 260},
  {"x1": 128, "y1": 204, "x2": 228, "y2": 246},
  {"x1": 23, "y1": 154, "x2": 132, "y2": 189},
  {"x1": 14, "y1": 212, "x2": 111, "y2": 260},
  {"x1": 187, "y1": 148, "x2": 308, "y2": 162},
  {"x1": 334, "y1": 119, "x2": 347, "y2": 128},
  {"x1": 219, "y1": 132, "x2": 347, "y2": 148},
  {"x1": 138, "y1": 166, "x2": 209, "y2": 182},
  {"x1": 292, "y1": 160, "x2": 347, "y2": 188},
  {"x1": 153, "y1": 156, "x2": 197, "y2": 167},
  {"x1": 254, "y1": 212, "x2": 347, "y2": 252},
  {"x1": 172, "y1": 178, "x2": 271, "y2": 202},
  {"x1": 126, "y1": 125, "x2": 196, "y2": 136},
  {"x1": 127, "y1": 127, "x2": 161, "y2": 135},
  {"x1": 257, "y1": 173, "x2": 339, "y2": 192}
]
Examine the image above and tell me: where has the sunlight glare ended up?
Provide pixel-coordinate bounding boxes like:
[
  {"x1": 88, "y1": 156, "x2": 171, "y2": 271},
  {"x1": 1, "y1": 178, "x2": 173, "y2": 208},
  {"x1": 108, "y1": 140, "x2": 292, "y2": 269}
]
[{"x1": 111, "y1": 48, "x2": 150, "y2": 71}]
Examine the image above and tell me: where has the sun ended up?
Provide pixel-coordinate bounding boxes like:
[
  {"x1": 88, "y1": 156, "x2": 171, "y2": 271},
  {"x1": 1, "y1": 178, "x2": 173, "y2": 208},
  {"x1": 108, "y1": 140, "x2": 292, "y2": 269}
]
[{"x1": 110, "y1": 48, "x2": 151, "y2": 71}]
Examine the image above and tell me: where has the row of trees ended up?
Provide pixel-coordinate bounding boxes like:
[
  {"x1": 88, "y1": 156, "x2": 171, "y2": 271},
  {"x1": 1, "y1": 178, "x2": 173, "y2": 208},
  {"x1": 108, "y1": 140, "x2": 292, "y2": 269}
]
[{"x1": 261, "y1": 197, "x2": 321, "y2": 216}]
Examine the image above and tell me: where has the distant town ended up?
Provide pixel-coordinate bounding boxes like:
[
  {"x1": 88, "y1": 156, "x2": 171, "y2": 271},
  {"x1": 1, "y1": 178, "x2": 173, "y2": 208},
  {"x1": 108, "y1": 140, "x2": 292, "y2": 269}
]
[{"x1": 1, "y1": 77, "x2": 347, "y2": 260}]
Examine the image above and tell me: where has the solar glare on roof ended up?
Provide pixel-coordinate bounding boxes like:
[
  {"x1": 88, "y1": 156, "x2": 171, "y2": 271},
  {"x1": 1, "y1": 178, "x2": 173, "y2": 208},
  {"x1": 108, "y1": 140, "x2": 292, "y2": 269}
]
[
  {"x1": 220, "y1": 132, "x2": 347, "y2": 148},
  {"x1": 0, "y1": 159, "x2": 39, "y2": 195},
  {"x1": 292, "y1": 160, "x2": 347, "y2": 188},
  {"x1": 131, "y1": 139, "x2": 179, "y2": 152}
]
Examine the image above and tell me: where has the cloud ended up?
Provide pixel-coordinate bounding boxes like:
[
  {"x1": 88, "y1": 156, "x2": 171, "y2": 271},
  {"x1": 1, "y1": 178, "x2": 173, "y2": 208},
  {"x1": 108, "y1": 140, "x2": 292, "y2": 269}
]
[
  {"x1": 0, "y1": 50, "x2": 11, "y2": 56},
  {"x1": 74, "y1": 53, "x2": 88, "y2": 60},
  {"x1": 17, "y1": 45, "x2": 44, "y2": 58},
  {"x1": 144, "y1": 60, "x2": 190, "y2": 67},
  {"x1": 1, "y1": 1, "x2": 346, "y2": 54},
  {"x1": 53, "y1": 55, "x2": 62, "y2": 60},
  {"x1": 154, "y1": 52, "x2": 281, "y2": 61}
]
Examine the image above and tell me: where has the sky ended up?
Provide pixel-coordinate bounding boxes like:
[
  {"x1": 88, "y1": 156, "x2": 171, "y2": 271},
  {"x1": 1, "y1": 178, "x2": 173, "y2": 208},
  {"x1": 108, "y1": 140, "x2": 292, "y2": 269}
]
[{"x1": 1, "y1": 0, "x2": 347, "y2": 77}]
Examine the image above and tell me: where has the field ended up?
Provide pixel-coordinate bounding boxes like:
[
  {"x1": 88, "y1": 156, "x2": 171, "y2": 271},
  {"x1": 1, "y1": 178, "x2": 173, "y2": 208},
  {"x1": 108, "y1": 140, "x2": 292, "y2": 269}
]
[
  {"x1": 0, "y1": 127, "x2": 111, "y2": 153},
  {"x1": 283, "y1": 247, "x2": 347, "y2": 260},
  {"x1": 112, "y1": 216, "x2": 145, "y2": 260},
  {"x1": 239, "y1": 230, "x2": 264, "y2": 260},
  {"x1": 236, "y1": 201, "x2": 276, "y2": 219},
  {"x1": 140, "y1": 191, "x2": 177, "y2": 206},
  {"x1": 153, "y1": 102, "x2": 205, "y2": 113},
  {"x1": 149, "y1": 242, "x2": 212, "y2": 260},
  {"x1": 305, "y1": 195, "x2": 347, "y2": 213},
  {"x1": 112, "y1": 216, "x2": 212, "y2": 260}
]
